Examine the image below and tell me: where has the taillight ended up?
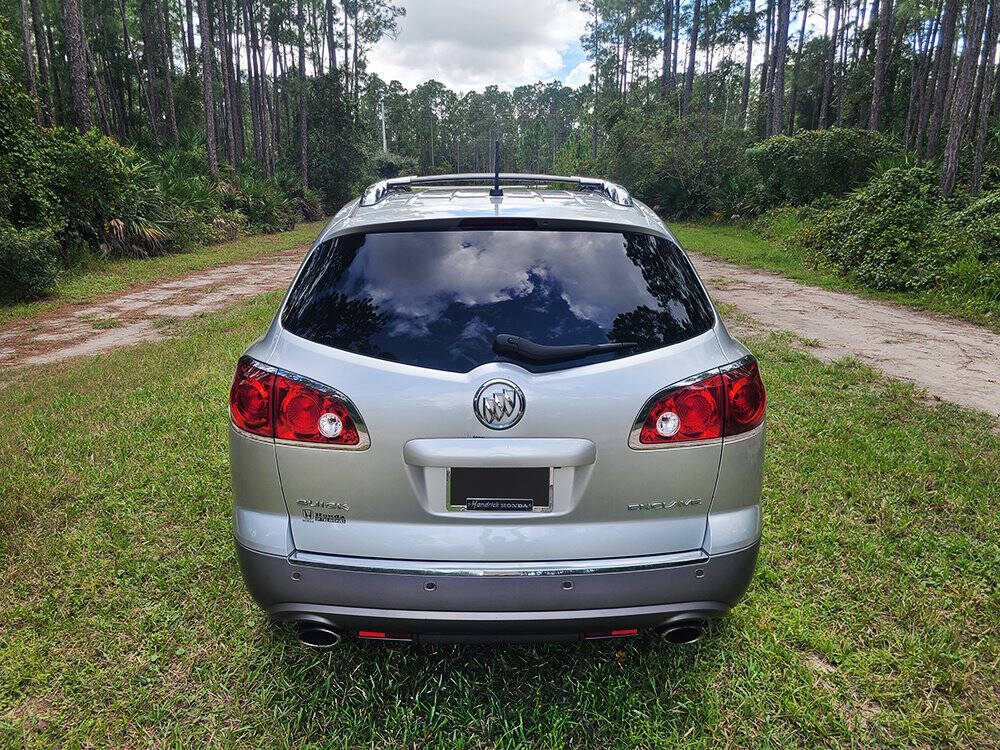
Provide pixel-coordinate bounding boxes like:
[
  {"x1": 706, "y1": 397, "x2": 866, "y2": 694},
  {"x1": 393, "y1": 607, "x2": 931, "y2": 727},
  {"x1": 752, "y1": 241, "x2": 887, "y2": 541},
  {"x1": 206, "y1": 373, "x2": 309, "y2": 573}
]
[
  {"x1": 722, "y1": 358, "x2": 766, "y2": 436},
  {"x1": 637, "y1": 374, "x2": 725, "y2": 445},
  {"x1": 229, "y1": 356, "x2": 367, "y2": 448},
  {"x1": 273, "y1": 373, "x2": 360, "y2": 446},
  {"x1": 631, "y1": 357, "x2": 765, "y2": 447},
  {"x1": 229, "y1": 357, "x2": 274, "y2": 436}
]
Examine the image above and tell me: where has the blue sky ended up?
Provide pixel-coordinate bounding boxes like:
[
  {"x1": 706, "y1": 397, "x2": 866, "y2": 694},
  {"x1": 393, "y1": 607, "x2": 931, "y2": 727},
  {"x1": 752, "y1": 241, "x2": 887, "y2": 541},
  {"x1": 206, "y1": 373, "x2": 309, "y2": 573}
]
[{"x1": 368, "y1": 0, "x2": 591, "y2": 92}]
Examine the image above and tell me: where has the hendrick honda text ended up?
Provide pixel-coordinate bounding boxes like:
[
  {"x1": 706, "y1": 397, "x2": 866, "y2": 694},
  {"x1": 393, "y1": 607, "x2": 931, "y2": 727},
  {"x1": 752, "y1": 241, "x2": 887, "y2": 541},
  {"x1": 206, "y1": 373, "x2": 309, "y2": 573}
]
[{"x1": 228, "y1": 173, "x2": 765, "y2": 646}]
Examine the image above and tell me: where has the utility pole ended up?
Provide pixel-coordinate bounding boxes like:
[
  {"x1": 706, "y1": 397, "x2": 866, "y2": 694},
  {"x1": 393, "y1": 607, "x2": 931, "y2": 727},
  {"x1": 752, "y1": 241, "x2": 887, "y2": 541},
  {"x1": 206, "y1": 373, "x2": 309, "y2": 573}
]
[{"x1": 380, "y1": 95, "x2": 387, "y2": 152}]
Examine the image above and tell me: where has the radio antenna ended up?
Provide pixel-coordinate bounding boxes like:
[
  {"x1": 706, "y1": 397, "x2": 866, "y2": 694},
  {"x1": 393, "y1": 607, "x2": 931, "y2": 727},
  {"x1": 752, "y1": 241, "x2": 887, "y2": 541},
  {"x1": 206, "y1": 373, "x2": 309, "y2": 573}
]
[{"x1": 490, "y1": 140, "x2": 503, "y2": 197}]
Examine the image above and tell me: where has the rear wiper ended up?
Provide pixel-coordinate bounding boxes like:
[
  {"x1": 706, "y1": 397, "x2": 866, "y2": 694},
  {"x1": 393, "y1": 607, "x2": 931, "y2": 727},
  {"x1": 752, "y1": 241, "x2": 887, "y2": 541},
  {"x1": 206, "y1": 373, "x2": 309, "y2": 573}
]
[{"x1": 492, "y1": 334, "x2": 638, "y2": 364}]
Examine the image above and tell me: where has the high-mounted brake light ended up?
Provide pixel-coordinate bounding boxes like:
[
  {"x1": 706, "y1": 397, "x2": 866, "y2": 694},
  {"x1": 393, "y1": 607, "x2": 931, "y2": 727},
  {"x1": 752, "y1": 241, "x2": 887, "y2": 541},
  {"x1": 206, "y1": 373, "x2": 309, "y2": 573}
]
[
  {"x1": 229, "y1": 356, "x2": 368, "y2": 448},
  {"x1": 630, "y1": 357, "x2": 765, "y2": 447}
]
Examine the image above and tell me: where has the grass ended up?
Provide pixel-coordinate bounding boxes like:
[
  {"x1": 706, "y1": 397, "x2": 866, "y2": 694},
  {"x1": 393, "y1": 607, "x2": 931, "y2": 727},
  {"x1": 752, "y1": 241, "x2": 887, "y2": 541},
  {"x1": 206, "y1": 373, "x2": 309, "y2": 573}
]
[
  {"x1": 672, "y1": 222, "x2": 1000, "y2": 332},
  {"x1": 1, "y1": 294, "x2": 999, "y2": 748},
  {"x1": 0, "y1": 221, "x2": 326, "y2": 326}
]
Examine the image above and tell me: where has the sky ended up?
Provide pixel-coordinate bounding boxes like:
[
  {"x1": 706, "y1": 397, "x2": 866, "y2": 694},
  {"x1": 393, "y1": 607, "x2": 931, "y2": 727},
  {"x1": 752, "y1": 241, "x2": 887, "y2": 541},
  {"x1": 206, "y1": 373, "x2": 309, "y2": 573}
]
[{"x1": 367, "y1": 0, "x2": 592, "y2": 93}]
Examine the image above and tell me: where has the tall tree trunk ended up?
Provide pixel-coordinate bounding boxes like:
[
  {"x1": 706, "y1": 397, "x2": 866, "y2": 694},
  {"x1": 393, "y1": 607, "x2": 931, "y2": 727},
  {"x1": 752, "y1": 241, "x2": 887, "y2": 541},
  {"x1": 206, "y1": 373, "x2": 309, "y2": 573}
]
[
  {"x1": 914, "y1": 0, "x2": 945, "y2": 151},
  {"x1": 140, "y1": 0, "x2": 164, "y2": 141},
  {"x1": 739, "y1": 0, "x2": 756, "y2": 128},
  {"x1": 682, "y1": 0, "x2": 702, "y2": 115},
  {"x1": 973, "y1": 0, "x2": 1000, "y2": 193},
  {"x1": 60, "y1": 0, "x2": 92, "y2": 131},
  {"x1": 158, "y1": 0, "x2": 180, "y2": 144},
  {"x1": 787, "y1": 0, "x2": 808, "y2": 133},
  {"x1": 768, "y1": 0, "x2": 791, "y2": 135},
  {"x1": 868, "y1": 0, "x2": 894, "y2": 128},
  {"x1": 819, "y1": 0, "x2": 841, "y2": 126},
  {"x1": 217, "y1": 0, "x2": 236, "y2": 164},
  {"x1": 926, "y1": 0, "x2": 960, "y2": 155},
  {"x1": 241, "y1": 0, "x2": 262, "y2": 166},
  {"x1": 760, "y1": 0, "x2": 774, "y2": 129},
  {"x1": 198, "y1": 0, "x2": 219, "y2": 178},
  {"x1": 592, "y1": 1, "x2": 599, "y2": 157},
  {"x1": 18, "y1": 0, "x2": 39, "y2": 124},
  {"x1": 186, "y1": 0, "x2": 196, "y2": 67},
  {"x1": 325, "y1": 0, "x2": 337, "y2": 69},
  {"x1": 660, "y1": 0, "x2": 673, "y2": 97},
  {"x1": 80, "y1": 16, "x2": 111, "y2": 136},
  {"x1": 46, "y1": 24, "x2": 65, "y2": 125},
  {"x1": 343, "y1": 0, "x2": 349, "y2": 94},
  {"x1": 298, "y1": 0, "x2": 308, "y2": 187},
  {"x1": 29, "y1": 0, "x2": 52, "y2": 125},
  {"x1": 941, "y1": 0, "x2": 988, "y2": 195},
  {"x1": 672, "y1": 0, "x2": 680, "y2": 83},
  {"x1": 970, "y1": 0, "x2": 997, "y2": 141}
]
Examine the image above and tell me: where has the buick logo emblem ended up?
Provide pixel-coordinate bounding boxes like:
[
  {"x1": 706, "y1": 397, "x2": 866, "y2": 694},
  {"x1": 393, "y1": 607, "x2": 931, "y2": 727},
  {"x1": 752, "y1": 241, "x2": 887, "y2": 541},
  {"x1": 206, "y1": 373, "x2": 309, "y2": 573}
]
[{"x1": 473, "y1": 379, "x2": 525, "y2": 429}]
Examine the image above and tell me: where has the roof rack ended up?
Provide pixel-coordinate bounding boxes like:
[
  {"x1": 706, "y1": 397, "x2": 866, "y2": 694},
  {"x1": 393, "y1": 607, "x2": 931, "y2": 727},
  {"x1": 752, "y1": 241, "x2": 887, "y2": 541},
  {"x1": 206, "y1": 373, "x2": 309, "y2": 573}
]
[{"x1": 359, "y1": 173, "x2": 634, "y2": 208}]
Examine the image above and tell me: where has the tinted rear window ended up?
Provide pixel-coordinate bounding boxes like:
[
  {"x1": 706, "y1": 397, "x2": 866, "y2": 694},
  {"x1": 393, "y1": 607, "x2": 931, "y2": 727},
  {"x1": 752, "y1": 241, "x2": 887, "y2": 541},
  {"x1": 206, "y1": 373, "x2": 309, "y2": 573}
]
[{"x1": 281, "y1": 230, "x2": 714, "y2": 373}]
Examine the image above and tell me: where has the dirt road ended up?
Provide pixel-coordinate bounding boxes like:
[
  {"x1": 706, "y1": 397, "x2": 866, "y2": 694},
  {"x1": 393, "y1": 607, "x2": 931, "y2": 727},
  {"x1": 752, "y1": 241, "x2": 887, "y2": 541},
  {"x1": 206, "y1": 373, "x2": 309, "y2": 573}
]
[
  {"x1": 0, "y1": 247, "x2": 307, "y2": 368},
  {"x1": 1, "y1": 246, "x2": 997, "y2": 419}
]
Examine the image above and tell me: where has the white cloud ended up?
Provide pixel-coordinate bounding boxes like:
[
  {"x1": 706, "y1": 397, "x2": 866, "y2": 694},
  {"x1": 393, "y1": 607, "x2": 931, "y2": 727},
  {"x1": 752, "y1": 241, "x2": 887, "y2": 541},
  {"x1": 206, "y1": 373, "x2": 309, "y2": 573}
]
[
  {"x1": 367, "y1": 0, "x2": 589, "y2": 92},
  {"x1": 562, "y1": 60, "x2": 592, "y2": 89}
]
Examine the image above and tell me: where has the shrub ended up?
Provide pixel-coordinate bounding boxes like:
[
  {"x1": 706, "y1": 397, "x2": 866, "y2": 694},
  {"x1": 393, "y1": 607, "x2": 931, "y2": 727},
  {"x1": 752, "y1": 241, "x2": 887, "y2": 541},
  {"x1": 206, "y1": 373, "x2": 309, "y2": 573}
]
[
  {"x1": 950, "y1": 191, "x2": 1000, "y2": 262},
  {"x1": 0, "y1": 223, "x2": 59, "y2": 300},
  {"x1": 599, "y1": 112, "x2": 752, "y2": 218},
  {"x1": 746, "y1": 128, "x2": 900, "y2": 206},
  {"x1": 793, "y1": 166, "x2": 958, "y2": 290},
  {"x1": 220, "y1": 174, "x2": 295, "y2": 234}
]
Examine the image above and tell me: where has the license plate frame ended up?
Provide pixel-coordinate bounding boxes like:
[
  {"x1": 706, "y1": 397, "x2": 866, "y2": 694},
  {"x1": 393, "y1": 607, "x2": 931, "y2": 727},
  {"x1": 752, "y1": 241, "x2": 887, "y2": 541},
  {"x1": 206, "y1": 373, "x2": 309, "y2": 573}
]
[{"x1": 447, "y1": 467, "x2": 553, "y2": 512}]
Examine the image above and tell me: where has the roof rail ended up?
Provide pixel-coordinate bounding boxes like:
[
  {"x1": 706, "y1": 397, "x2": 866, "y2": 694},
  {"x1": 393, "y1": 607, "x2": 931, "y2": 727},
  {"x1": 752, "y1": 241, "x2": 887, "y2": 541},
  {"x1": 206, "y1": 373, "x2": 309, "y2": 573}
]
[{"x1": 359, "y1": 173, "x2": 634, "y2": 208}]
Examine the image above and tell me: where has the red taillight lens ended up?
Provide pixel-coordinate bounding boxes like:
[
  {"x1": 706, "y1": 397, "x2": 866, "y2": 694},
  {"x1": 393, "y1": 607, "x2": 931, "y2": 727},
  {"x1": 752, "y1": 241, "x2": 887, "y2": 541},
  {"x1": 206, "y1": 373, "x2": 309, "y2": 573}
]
[
  {"x1": 638, "y1": 374, "x2": 725, "y2": 444},
  {"x1": 723, "y1": 359, "x2": 766, "y2": 436},
  {"x1": 230, "y1": 357, "x2": 363, "y2": 446},
  {"x1": 229, "y1": 357, "x2": 274, "y2": 436},
  {"x1": 273, "y1": 373, "x2": 360, "y2": 445},
  {"x1": 635, "y1": 357, "x2": 766, "y2": 446}
]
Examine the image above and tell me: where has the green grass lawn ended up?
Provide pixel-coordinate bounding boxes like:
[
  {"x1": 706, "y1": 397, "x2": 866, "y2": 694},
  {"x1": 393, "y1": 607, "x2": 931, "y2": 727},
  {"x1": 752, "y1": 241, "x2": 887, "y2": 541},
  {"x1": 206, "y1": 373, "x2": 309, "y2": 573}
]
[
  {"x1": 1, "y1": 293, "x2": 998, "y2": 748},
  {"x1": 672, "y1": 222, "x2": 1000, "y2": 332},
  {"x1": 0, "y1": 221, "x2": 326, "y2": 327}
]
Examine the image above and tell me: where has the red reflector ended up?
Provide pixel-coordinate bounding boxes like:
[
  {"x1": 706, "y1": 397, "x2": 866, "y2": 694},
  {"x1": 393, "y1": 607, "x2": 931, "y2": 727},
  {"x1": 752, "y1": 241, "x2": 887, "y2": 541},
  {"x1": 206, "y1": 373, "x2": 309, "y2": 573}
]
[
  {"x1": 584, "y1": 628, "x2": 639, "y2": 639},
  {"x1": 358, "y1": 630, "x2": 386, "y2": 639}
]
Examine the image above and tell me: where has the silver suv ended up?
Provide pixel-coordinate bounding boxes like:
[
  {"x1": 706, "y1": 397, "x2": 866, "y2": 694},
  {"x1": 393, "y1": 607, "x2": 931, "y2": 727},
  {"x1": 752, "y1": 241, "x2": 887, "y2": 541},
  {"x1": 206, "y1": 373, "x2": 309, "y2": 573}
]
[{"x1": 228, "y1": 174, "x2": 765, "y2": 646}]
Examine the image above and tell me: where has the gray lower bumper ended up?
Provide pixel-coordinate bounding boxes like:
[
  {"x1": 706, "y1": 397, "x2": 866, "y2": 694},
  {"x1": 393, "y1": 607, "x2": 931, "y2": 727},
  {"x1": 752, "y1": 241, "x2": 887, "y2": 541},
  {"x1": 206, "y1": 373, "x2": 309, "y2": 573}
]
[{"x1": 236, "y1": 540, "x2": 759, "y2": 637}]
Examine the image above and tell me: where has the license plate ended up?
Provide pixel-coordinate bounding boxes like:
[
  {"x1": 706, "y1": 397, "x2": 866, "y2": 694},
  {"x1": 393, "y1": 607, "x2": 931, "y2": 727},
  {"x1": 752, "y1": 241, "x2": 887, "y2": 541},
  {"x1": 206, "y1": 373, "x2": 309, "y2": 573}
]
[{"x1": 449, "y1": 467, "x2": 551, "y2": 512}]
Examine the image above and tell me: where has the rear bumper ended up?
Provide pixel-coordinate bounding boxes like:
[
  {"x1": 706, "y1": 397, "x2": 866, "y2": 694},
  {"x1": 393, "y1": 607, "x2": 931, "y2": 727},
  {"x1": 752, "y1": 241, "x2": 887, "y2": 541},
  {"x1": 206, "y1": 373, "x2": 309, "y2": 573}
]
[{"x1": 236, "y1": 539, "x2": 759, "y2": 637}]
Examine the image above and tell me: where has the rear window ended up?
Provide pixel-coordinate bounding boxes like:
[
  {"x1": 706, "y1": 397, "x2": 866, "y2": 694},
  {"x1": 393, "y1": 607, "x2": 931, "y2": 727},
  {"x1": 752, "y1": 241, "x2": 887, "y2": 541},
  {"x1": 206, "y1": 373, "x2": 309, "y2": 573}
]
[{"x1": 281, "y1": 230, "x2": 714, "y2": 373}]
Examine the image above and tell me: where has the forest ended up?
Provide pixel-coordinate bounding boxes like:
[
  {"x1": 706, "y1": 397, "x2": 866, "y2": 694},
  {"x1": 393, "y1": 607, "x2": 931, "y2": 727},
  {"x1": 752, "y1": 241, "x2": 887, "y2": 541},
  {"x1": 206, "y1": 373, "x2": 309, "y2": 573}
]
[{"x1": 1, "y1": 0, "x2": 999, "y2": 315}]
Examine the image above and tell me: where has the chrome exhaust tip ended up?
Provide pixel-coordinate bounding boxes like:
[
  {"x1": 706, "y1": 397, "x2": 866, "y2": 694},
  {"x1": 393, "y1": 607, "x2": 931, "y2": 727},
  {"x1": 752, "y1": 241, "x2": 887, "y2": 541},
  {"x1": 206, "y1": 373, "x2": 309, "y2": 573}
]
[
  {"x1": 296, "y1": 623, "x2": 343, "y2": 649},
  {"x1": 658, "y1": 619, "x2": 706, "y2": 645}
]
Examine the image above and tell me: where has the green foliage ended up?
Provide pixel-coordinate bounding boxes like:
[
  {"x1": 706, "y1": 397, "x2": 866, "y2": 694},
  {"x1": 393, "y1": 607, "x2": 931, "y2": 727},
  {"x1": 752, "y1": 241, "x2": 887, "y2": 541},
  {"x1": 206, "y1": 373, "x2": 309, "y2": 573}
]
[
  {"x1": 0, "y1": 223, "x2": 59, "y2": 300},
  {"x1": 598, "y1": 112, "x2": 753, "y2": 218},
  {"x1": 746, "y1": 128, "x2": 900, "y2": 206},
  {"x1": 373, "y1": 151, "x2": 419, "y2": 179},
  {"x1": 221, "y1": 174, "x2": 296, "y2": 234},
  {"x1": 309, "y1": 74, "x2": 371, "y2": 212},
  {"x1": 794, "y1": 167, "x2": 960, "y2": 291},
  {"x1": 950, "y1": 191, "x2": 1000, "y2": 262}
]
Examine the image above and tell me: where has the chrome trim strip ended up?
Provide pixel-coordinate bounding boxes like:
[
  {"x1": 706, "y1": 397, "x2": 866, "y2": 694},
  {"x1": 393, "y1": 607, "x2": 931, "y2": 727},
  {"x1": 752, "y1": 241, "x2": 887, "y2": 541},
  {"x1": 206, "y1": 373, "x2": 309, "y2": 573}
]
[{"x1": 288, "y1": 548, "x2": 708, "y2": 577}]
